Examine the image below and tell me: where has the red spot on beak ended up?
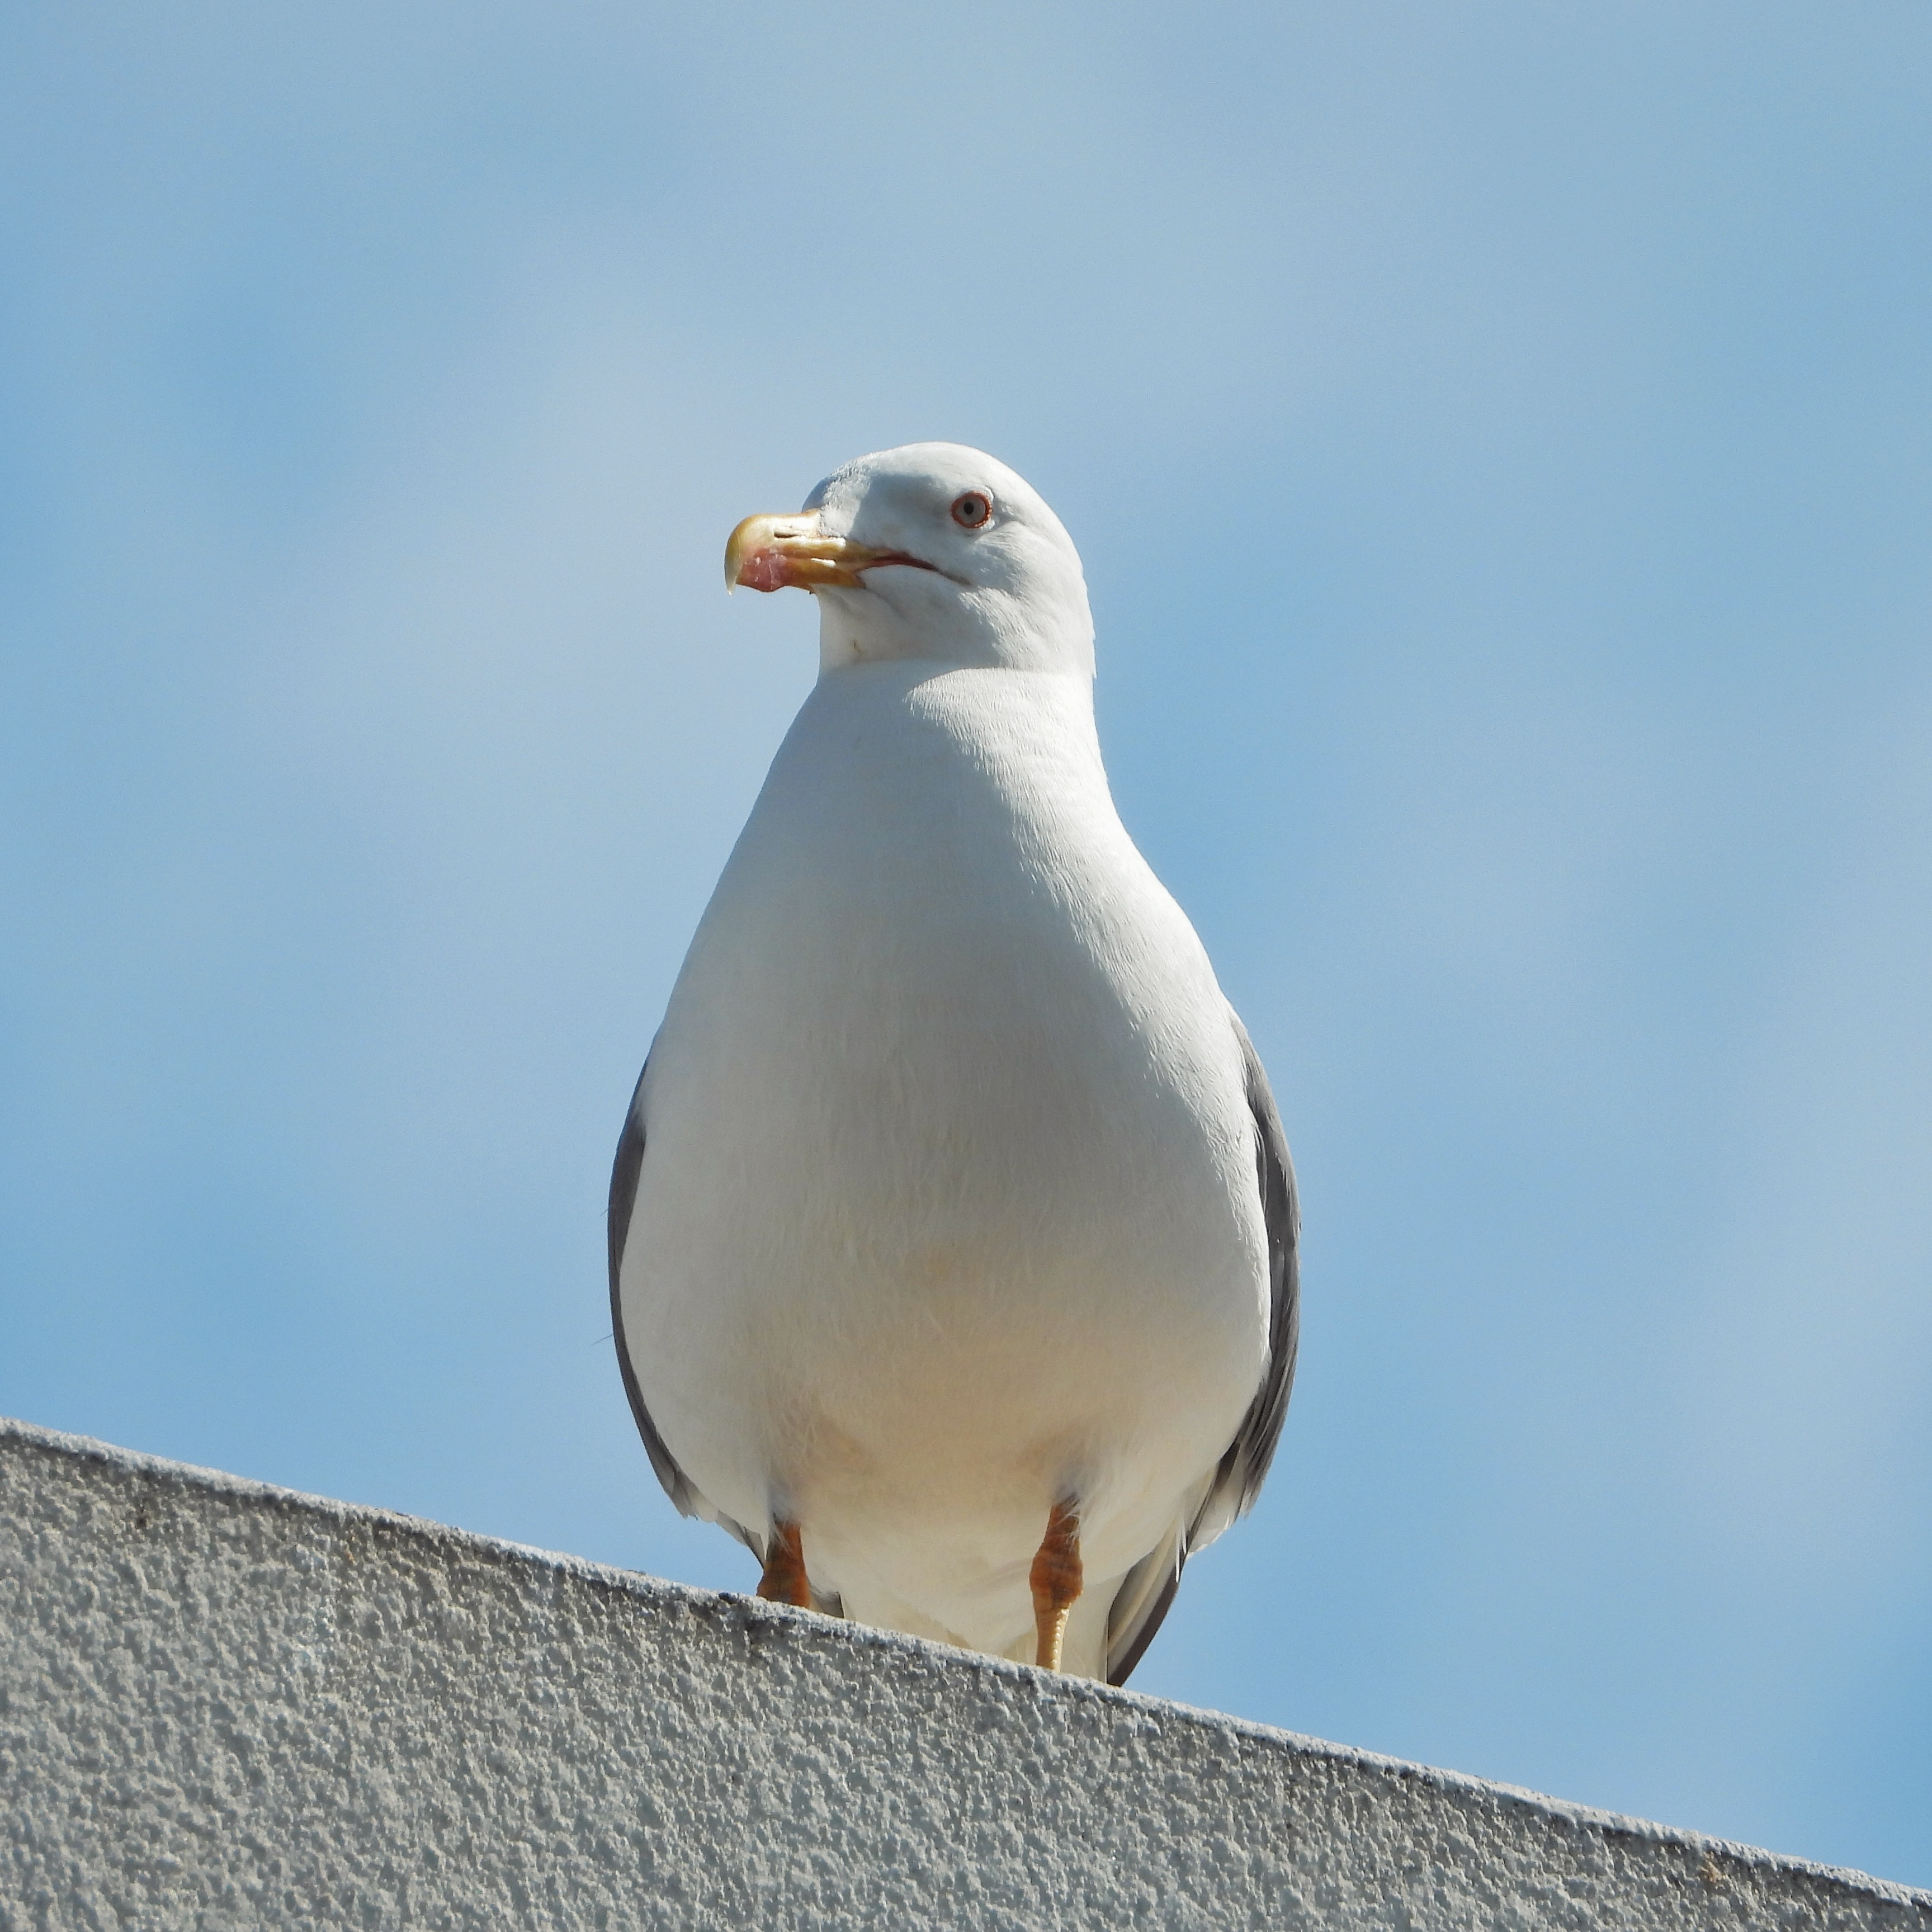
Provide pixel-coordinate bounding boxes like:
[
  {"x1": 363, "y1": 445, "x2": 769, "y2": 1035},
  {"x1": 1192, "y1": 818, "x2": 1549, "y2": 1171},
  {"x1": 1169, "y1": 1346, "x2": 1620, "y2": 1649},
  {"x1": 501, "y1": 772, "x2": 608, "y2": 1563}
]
[{"x1": 734, "y1": 546, "x2": 796, "y2": 593}]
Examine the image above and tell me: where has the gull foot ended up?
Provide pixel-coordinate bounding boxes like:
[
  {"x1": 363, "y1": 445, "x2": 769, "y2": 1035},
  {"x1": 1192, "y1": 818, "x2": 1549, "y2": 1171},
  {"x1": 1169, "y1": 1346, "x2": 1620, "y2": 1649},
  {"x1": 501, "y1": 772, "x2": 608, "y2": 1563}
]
[
  {"x1": 758, "y1": 1518, "x2": 811, "y2": 1607},
  {"x1": 1030, "y1": 1499, "x2": 1083, "y2": 1670}
]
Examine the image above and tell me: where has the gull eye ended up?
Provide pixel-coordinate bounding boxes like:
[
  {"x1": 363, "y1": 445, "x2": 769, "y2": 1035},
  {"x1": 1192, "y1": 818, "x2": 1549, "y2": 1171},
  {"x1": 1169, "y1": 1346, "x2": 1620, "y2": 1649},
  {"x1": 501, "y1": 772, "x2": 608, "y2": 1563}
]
[{"x1": 950, "y1": 491, "x2": 993, "y2": 530}]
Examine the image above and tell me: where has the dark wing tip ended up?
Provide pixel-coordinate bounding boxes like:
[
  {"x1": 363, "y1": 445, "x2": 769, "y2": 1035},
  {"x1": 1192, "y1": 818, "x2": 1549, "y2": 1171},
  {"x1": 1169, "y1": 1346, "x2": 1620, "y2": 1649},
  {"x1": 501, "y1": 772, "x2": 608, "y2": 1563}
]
[{"x1": 1106, "y1": 1547, "x2": 1185, "y2": 1686}]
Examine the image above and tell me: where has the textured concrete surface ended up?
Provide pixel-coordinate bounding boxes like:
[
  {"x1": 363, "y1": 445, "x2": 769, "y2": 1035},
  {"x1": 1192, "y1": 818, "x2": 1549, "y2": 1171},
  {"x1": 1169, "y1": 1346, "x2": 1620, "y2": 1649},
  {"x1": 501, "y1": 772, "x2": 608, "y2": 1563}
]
[{"x1": 2, "y1": 1417, "x2": 1925, "y2": 1931}]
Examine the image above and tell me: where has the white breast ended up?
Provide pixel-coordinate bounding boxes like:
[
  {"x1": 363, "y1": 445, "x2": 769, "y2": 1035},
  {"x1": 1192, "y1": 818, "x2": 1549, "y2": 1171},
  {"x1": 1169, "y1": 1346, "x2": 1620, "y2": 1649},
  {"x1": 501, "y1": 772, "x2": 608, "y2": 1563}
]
[{"x1": 621, "y1": 659, "x2": 1269, "y2": 1664}]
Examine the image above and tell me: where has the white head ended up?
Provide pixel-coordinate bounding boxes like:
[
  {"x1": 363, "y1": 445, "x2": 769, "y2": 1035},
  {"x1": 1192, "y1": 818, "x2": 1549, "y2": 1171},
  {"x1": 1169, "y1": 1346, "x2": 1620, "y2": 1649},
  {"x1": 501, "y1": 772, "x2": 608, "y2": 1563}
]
[{"x1": 725, "y1": 442, "x2": 1094, "y2": 677}]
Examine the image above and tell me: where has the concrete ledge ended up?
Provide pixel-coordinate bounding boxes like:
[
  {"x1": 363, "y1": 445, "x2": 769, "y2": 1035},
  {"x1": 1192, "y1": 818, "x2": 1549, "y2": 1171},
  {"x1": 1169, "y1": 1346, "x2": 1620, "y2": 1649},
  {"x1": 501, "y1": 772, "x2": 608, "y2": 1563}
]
[{"x1": 2, "y1": 1416, "x2": 1925, "y2": 1930}]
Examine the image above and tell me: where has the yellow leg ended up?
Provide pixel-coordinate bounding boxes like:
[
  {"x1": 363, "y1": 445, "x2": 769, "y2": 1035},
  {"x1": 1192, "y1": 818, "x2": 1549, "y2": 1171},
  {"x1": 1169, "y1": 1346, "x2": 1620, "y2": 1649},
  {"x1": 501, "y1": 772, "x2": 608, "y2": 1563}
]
[
  {"x1": 758, "y1": 1518, "x2": 811, "y2": 1607},
  {"x1": 1030, "y1": 1500, "x2": 1083, "y2": 1671}
]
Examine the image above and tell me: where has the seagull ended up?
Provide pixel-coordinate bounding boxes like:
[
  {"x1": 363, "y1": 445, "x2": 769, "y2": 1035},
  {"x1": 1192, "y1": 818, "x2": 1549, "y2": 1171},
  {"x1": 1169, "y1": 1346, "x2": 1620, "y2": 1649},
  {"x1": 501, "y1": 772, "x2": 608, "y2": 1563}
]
[{"x1": 610, "y1": 443, "x2": 1298, "y2": 1683}]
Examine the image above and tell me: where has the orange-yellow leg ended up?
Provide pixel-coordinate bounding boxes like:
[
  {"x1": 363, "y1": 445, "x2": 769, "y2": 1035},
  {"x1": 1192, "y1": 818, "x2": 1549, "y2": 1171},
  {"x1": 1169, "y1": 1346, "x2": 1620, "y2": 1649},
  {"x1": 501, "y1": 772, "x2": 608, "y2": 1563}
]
[
  {"x1": 758, "y1": 1519, "x2": 811, "y2": 1607},
  {"x1": 1030, "y1": 1500, "x2": 1084, "y2": 1671}
]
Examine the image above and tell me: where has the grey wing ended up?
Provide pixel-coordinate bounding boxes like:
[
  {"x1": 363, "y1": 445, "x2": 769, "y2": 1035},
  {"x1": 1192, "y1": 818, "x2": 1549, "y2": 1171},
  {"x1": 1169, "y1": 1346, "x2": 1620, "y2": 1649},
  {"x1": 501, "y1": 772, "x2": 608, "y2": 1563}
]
[
  {"x1": 608, "y1": 1062, "x2": 757, "y2": 1551},
  {"x1": 1204, "y1": 1015, "x2": 1303, "y2": 1520},
  {"x1": 1103, "y1": 1013, "x2": 1301, "y2": 1686}
]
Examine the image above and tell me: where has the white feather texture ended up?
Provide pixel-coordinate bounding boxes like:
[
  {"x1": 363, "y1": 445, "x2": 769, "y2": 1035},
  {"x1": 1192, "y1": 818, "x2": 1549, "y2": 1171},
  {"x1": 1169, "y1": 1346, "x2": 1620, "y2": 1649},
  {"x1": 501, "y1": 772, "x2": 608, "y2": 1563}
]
[{"x1": 617, "y1": 445, "x2": 1281, "y2": 1679}]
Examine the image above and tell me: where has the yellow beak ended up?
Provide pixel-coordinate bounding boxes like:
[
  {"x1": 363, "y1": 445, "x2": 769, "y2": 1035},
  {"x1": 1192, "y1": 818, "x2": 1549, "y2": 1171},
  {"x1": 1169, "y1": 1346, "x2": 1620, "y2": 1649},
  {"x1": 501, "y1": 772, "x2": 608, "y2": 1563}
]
[{"x1": 724, "y1": 512, "x2": 904, "y2": 594}]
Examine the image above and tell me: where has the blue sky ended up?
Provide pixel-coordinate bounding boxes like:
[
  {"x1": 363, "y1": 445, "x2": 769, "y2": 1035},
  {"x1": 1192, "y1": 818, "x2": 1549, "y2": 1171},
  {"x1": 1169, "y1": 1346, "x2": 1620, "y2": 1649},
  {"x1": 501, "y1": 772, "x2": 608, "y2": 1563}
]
[{"x1": 3, "y1": 1, "x2": 1929, "y2": 1887}]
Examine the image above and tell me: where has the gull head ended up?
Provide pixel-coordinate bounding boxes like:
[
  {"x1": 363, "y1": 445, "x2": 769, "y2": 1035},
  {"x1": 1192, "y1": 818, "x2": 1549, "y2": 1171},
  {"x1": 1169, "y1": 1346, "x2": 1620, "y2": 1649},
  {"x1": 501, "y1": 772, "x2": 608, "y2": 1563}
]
[{"x1": 725, "y1": 442, "x2": 1095, "y2": 676}]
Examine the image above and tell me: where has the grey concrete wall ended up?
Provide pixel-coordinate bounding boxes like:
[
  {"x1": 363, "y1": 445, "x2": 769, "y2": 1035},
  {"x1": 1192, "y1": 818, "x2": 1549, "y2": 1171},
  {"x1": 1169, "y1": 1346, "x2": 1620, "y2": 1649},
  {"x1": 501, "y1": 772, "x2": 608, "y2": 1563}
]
[{"x1": 2, "y1": 1416, "x2": 1925, "y2": 1931}]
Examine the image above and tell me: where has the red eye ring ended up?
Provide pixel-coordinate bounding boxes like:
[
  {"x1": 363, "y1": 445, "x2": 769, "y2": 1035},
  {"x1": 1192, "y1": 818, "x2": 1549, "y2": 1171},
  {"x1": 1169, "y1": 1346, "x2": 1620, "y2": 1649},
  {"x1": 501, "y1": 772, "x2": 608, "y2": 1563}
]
[{"x1": 951, "y1": 490, "x2": 993, "y2": 530}]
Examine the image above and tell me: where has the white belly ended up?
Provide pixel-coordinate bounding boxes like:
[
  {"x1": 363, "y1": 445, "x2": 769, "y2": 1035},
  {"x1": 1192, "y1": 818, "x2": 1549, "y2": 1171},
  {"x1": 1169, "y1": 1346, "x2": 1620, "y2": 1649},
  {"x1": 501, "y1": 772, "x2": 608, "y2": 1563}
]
[{"x1": 620, "y1": 663, "x2": 1269, "y2": 1663}]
